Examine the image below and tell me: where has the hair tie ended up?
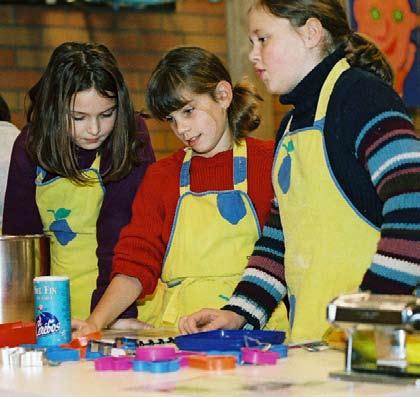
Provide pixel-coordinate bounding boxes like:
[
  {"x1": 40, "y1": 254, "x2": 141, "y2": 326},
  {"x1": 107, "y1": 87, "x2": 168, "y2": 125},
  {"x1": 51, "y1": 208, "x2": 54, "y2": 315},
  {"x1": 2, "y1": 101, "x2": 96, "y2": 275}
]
[
  {"x1": 345, "y1": 30, "x2": 356, "y2": 46},
  {"x1": 348, "y1": 30, "x2": 357, "y2": 39}
]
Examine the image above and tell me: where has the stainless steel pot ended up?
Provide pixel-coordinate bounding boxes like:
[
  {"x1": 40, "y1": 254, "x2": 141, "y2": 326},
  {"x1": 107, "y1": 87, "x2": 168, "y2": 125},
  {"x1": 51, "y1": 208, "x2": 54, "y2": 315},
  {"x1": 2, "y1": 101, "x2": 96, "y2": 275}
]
[{"x1": 0, "y1": 235, "x2": 50, "y2": 323}]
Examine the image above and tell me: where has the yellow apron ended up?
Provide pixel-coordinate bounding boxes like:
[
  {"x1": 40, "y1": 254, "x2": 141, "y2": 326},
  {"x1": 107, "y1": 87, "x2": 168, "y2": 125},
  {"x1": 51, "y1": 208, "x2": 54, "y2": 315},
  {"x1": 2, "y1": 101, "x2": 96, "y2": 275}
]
[
  {"x1": 138, "y1": 140, "x2": 266, "y2": 327},
  {"x1": 272, "y1": 59, "x2": 380, "y2": 342},
  {"x1": 35, "y1": 156, "x2": 104, "y2": 319}
]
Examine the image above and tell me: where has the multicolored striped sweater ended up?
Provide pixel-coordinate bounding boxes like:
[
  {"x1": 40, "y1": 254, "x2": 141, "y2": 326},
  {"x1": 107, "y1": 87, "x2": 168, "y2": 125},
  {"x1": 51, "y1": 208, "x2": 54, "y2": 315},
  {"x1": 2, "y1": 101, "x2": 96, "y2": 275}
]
[{"x1": 223, "y1": 49, "x2": 420, "y2": 329}]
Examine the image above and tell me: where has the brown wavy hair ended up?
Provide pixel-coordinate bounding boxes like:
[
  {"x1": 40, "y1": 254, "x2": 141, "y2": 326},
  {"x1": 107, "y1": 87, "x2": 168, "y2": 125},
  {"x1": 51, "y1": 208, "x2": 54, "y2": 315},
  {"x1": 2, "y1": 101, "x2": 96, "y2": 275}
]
[
  {"x1": 26, "y1": 42, "x2": 141, "y2": 183},
  {"x1": 146, "y1": 46, "x2": 262, "y2": 142},
  {"x1": 252, "y1": 0, "x2": 394, "y2": 85}
]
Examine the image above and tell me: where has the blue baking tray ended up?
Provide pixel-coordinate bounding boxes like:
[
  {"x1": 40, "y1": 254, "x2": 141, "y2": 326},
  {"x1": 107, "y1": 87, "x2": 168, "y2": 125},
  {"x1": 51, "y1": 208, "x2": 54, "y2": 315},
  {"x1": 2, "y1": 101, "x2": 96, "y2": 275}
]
[{"x1": 174, "y1": 330, "x2": 285, "y2": 352}]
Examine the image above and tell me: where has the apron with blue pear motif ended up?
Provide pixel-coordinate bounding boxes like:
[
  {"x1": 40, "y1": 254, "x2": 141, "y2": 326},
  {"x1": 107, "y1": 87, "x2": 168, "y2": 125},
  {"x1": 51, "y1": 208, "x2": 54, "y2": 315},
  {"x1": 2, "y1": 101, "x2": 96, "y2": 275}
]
[
  {"x1": 272, "y1": 59, "x2": 380, "y2": 342},
  {"x1": 36, "y1": 155, "x2": 104, "y2": 320},
  {"x1": 138, "y1": 140, "x2": 276, "y2": 328}
]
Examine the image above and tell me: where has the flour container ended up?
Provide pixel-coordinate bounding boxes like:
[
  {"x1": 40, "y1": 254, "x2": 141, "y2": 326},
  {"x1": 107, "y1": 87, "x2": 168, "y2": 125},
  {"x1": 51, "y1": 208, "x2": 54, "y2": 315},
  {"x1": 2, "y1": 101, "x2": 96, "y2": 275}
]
[{"x1": 34, "y1": 276, "x2": 71, "y2": 346}]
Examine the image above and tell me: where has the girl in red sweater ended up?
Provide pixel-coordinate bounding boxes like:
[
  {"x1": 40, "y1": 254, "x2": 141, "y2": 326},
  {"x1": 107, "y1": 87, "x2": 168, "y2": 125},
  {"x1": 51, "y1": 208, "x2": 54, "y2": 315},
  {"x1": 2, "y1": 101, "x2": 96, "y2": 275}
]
[{"x1": 73, "y1": 46, "x2": 276, "y2": 335}]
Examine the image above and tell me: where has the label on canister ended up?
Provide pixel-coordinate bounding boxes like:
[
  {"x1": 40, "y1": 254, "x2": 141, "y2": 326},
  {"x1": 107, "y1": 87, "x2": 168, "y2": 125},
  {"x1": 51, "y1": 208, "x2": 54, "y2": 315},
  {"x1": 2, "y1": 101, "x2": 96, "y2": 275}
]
[{"x1": 34, "y1": 276, "x2": 71, "y2": 346}]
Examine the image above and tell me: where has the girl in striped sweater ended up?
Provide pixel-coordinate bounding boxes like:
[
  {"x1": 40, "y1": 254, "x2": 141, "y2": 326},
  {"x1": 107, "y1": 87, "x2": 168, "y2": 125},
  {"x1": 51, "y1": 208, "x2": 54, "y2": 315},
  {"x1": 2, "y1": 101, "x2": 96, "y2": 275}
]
[{"x1": 179, "y1": 0, "x2": 420, "y2": 342}]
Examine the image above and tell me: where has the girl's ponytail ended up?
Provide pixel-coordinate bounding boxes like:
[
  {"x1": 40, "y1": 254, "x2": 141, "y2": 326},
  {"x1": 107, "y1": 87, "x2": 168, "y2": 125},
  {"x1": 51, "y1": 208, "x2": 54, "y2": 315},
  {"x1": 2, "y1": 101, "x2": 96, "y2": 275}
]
[
  {"x1": 344, "y1": 32, "x2": 394, "y2": 86},
  {"x1": 228, "y1": 81, "x2": 262, "y2": 141}
]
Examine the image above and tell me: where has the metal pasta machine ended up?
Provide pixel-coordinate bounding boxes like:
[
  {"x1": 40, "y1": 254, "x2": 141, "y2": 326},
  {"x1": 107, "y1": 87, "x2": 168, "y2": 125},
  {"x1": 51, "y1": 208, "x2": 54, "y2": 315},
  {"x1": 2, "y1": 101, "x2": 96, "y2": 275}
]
[{"x1": 327, "y1": 292, "x2": 420, "y2": 385}]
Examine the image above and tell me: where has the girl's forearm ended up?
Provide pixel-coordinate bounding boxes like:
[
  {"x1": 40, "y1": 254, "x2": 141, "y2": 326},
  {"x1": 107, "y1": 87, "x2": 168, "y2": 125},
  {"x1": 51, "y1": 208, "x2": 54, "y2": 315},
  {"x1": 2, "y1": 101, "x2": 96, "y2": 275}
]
[{"x1": 87, "y1": 274, "x2": 142, "y2": 330}]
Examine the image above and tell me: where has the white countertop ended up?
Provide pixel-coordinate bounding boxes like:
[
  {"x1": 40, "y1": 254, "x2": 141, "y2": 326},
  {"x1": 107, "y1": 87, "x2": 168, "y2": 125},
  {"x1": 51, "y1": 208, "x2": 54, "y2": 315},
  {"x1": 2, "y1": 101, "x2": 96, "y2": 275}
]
[{"x1": 1, "y1": 347, "x2": 419, "y2": 397}]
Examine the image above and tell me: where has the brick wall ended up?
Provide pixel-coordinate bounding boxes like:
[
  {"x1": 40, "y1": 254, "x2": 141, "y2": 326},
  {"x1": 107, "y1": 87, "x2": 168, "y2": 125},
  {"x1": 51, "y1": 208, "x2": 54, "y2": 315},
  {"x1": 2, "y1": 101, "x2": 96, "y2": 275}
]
[
  {"x1": 0, "y1": 1, "x2": 417, "y2": 161},
  {"x1": 0, "y1": 0, "x2": 228, "y2": 159}
]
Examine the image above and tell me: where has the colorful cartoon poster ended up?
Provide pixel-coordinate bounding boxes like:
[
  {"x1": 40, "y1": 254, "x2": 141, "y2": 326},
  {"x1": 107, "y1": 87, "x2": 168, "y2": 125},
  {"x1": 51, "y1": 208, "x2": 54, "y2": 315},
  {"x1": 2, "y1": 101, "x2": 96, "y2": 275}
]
[{"x1": 347, "y1": 0, "x2": 419, "y2": 106}]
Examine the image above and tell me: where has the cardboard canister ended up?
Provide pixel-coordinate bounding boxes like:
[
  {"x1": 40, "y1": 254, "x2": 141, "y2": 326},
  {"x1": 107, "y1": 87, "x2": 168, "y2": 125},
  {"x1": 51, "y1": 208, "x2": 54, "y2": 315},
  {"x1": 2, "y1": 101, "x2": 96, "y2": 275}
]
[{"x1": 34, "y1": 276, "x2": 71, "y2": 346}]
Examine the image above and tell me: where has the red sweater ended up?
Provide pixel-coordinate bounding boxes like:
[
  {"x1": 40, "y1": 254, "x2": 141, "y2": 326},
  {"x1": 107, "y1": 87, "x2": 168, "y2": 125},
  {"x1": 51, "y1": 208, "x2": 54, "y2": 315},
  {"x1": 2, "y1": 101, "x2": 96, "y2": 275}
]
[{"x1": 112, "y1": 137, "x2": 275, "y2": 298}]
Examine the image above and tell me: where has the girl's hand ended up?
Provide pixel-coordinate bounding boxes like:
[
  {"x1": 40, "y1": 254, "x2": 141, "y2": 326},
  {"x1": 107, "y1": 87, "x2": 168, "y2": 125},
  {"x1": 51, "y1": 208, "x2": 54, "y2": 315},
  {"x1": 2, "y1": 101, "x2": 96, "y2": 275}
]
[
  {"x1": 71, "y1": 318, "x2": 99, "y2": 339},
  {"x1": 109, "y1": 318, "x2": 153, "y2": 331},
  {"x1": 71, "y1": 318, "x2": 153, "y2": 339},
  {"x1": 178, "y1": 309, "x2": 245, "y2": 334}
]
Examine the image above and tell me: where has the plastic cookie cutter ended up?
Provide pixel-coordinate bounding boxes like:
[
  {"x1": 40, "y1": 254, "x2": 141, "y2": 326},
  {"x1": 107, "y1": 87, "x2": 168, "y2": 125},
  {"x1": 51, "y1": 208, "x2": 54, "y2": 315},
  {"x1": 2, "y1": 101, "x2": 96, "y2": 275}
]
[
  {"x1": 0, "y1": 347, "x2": 26, "y2": 368},
  {"x1": 135, "y1": 346, "x2": 177, "y2": 362},
  {"x1": 206, "y1": 350, "x2": 242, "y2": 364},
  {"x1": 244, "y1": 335, "x2": 272, "y2": 351},
  {"x1": 268, "y1": 344, "x2": 288, "y2": 358},
  {"x1": 65, "y1": 331, "x2": 102, "y2": 349},
  {"x1": 20, "y1": 350, "x2": 44, "y2": 367},
  {"x1": 132, "y1": 347, "x2": 183, "y2": 373},
  {"x1": 1, "y1": 347, "x2": 46, "y2": 368},
  {"x1": 46, "y1": 347, "x2": 80, "y2": 363},
  {"x1": 175, "y1": 351, "x2": 205, "y2": 367},
  {"x1": 19, "y1": 344, "x2": 48, "y2": 352},
  {"x1": 115, "y1": 337, "x2": 138, "y2": 349},
  {"x1": 89, "y1": 339, "x2": 116, "y2": 356},
  {"x1": 241, "y1": 347, "x2": 278, "y2": 365},
  {"x1": 94, "y1": 356, "x2": 133, "y2": 371},
  {"x1": 19, "y1": 345, "x2": 49, "y2": 362},
  {"x1": 85, "y1": 343, "x2": 103, "y2": 361},
  {"x1": 114, "y1": 337, "x2": 138, "y2": 355},
  {"x1": 58, "y1": 332, "x2": 102, "y2": 360},
  {"x1": 132, "y1": 358, "x2": 181, "y2": 373},
  {"x1": 110, "y1": 348, "x2": 127, "y2": 357},
  {"x1": 0, "y1": 322, "x2": 36, "y2": 348},
  {"x1": 187, "y1": 355, "x2": 236, "y2": 371}
]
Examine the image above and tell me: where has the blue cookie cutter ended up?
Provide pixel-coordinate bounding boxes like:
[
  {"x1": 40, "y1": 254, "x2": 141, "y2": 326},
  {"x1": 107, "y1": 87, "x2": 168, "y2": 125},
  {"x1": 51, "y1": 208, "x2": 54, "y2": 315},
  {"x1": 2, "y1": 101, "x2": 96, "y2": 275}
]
[
  {"x1": 269, "y1": 344, "x2": 288, "y2": 358},
  {"x1": 132, "y1": 358, "x2": 180, "y2": 373},
  {"x1": 46, "y1": 347, "x2": 80, "y2": 362}
]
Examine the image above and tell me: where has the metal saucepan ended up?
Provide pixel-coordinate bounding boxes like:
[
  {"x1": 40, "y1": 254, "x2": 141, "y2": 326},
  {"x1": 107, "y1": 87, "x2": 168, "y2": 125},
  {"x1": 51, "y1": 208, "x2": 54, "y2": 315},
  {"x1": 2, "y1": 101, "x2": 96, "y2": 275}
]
[{"x1": 0, "y1": 235, "x2": 50, "y2": 323}]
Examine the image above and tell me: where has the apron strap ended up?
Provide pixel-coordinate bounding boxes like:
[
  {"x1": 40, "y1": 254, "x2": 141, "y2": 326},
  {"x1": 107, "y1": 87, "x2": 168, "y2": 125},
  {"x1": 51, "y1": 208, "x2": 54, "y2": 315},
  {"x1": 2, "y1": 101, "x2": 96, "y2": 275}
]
[
  {"x1": 284, "y1": 115, "x2": 293, "y2": 135},
  {"x1": 282, "y1": 58, "x2": 349, "y2": 137},
  {"x1": 91, "y1": 154, "x2": 101, "y2": 170},
  {"x1": 35, "y1": 153, "x2": 101, "y2": 184},
  {"x1": 232, "y1": 139, "x2": 248, "y2": 193},
  {"x1": 179, "y1": 148, "x2": 193, "y2": 196},
  {"x1": 36, "y1": 166, "x2": 47, "y2": 183},
  {"x1": 179, "y1": 139, "x2": 248, "y2": 196},
  {"x1": 315, "y1": 58, "x2": 350, "y2": 122}
]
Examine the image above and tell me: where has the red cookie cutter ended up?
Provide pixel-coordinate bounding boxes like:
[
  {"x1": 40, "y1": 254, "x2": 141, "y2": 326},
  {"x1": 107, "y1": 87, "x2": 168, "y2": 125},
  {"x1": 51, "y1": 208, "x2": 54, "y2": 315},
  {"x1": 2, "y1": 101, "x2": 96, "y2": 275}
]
[{"x1": 0, "y1": 322, "x2": 36, "y2": 348}]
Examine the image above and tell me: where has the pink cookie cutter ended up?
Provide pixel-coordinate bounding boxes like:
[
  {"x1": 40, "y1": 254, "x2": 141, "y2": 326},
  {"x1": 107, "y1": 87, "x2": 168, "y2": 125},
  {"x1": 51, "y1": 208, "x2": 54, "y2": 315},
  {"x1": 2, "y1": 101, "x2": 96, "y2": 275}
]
[
  {"x1": 135, "y1": 346, "x2": 176, "y2": 362},
  {"x1": 94, "y1": 356, "x2": 133, "y2": 371},
  {"x1": 241, "y1": 347, "x2": 278, "y2": 365}
]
